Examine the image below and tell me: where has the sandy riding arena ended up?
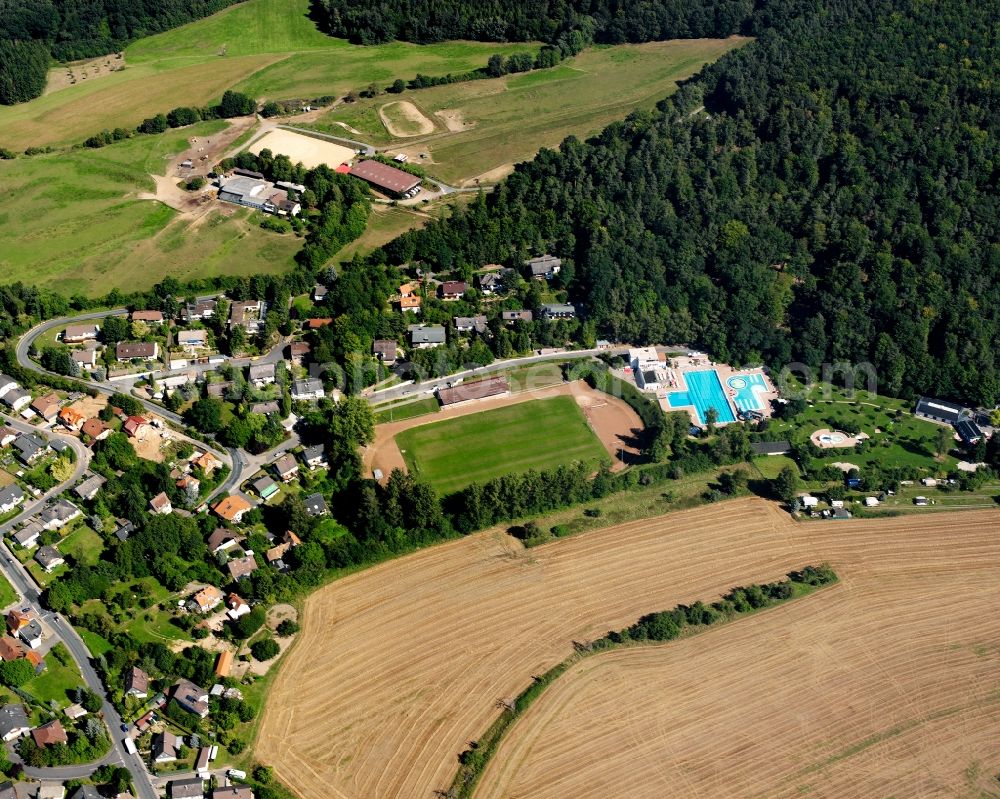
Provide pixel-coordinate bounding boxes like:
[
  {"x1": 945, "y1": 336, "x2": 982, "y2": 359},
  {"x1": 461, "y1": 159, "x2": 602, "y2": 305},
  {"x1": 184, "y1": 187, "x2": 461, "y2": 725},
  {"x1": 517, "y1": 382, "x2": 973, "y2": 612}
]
[
  {"x1": 810, "y1": 427, "x2": 870, "y2": 448},
  {"x1": 379, "y1": 100, "x2": 436, "y2": 137},
  {"x1": 255, "y1": 501, "x2": 1000, "y2": 799},
  {"x1": 248, "y1": 129, "x2": 356, "y2": 170},
  {"x1": 364, "y1": 381, "x2": 643, "y2": 481}
]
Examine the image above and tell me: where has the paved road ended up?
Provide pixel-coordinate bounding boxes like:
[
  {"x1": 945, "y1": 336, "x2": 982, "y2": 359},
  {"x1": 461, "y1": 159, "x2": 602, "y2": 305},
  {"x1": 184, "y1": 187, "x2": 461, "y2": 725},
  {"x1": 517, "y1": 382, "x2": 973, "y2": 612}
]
[
  {"x1": 367, "y1": 346, "x2": 632, "y2": 405},
  {"x1": 0, "y1": 416, "x2": 157, "y2": 797},
  {"x1": 16, "y1": 308, "x2": 242, "y2": 505}
]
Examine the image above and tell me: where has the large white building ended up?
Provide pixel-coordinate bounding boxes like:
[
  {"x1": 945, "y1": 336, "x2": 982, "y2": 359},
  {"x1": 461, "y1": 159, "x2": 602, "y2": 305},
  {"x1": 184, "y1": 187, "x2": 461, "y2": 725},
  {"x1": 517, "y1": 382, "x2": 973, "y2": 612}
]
[
  {"x1": 629, "y1": 347, "x2": 670, "y2": 392},
  {"x1": 218, "y1": 177, "x2": 301, "y2": 216}
]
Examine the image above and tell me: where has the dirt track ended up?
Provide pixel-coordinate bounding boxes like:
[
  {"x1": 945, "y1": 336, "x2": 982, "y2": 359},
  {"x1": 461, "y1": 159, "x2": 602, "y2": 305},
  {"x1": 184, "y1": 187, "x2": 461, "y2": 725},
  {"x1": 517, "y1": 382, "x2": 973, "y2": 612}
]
[
  {"x1": 254, "y1": 501, "x2": 1000, "y2": 799},
  {"x1": 363, "y1": 381, "x2": 643, "y2": 481}
]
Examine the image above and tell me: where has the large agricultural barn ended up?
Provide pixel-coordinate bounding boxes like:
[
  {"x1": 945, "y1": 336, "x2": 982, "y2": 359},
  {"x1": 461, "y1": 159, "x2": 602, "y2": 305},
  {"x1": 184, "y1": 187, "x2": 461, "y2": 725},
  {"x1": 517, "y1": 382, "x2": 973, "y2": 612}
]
[{"x1": 349, "y1": 160, "x2": 421, "y2": 198}]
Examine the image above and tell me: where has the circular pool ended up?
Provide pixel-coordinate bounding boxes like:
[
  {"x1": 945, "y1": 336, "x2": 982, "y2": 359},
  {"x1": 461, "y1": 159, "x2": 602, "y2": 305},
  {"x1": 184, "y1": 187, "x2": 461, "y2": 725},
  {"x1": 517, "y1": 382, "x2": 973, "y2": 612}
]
[
  {"x1": 727, "y1": 376, "x2": 749, "y2": 390},
  {"x1": 820, "y1": 432, "x2": 848, "y2": 445}
]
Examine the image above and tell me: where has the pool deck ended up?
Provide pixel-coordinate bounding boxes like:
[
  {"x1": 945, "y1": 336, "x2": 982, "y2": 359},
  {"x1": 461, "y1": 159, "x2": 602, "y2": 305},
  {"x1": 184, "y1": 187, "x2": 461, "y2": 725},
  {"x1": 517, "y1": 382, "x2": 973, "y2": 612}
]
[{"x1": 658, "y1": 362, "x2": 778, "y2": 429}]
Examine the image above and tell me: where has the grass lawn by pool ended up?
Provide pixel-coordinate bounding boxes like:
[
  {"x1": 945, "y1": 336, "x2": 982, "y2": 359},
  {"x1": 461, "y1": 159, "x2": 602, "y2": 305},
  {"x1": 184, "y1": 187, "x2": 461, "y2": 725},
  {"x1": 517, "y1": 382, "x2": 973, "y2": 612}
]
[{"x1": 395, "y1": 395, "x2": 608, "y2": 495}]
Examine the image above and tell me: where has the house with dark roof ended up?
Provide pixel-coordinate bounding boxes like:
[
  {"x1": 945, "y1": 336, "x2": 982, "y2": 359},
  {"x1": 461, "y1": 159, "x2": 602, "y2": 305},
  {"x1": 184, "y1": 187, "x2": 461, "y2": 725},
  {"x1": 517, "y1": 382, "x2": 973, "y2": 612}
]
[
  {"x1": 248, "y1": 363, "x2": 276, "y2": 387},
  {"x1": 181, "y1": 298, "x2": 217, "y2": 323},
  {"x1": 502, "y1": 310, "x2": 533, "y2": 324},
  {"x1": 454, "y1": 315, "x2": 488, "y2": 334},
  {"x1": 169, "y1": 777, "x2": 205, "y2": 799},
  {"x1": 113, "y1": 518, "x2": 134, "y2": 541},
  {"x1": 207, "y1": 528, "x2": 242, "y2": 555},
  {"x1": 954, "y1": 418, "x2": 984, "y2": 445},
  {"x1": 303, "y1": 493, "x2": 329, "y2": 517},
  {"x1": 439, "y1": 281, "x2": 467, "y2": 300},
  {"x1": 131, "y1": 310, "x2": 164, "y2": 324},
  {"x1": 81, "y1": 417, "x2": 110, "y2": 441},
  {"x1": 0, "y1": 485, "x2": 24, "y2": 514},
  {"x1": 291, "y1": 378, "x2": 325, "y2": 401},
  {"x1": 39, "y1": 499, "x2": 80, "y2": 531},
  {"x1": 116, "y1": 342, "x2": 159, "y2": 361},
  {"x1": 750, "y1": 441, "x2": 792, "y2": 456},
  {"x1": 372, "y1": 340, "x2": 397, "y2": 365},
  {"x1": 73, "y1": 473, "x2": 106, "y2": 501},
  {"x1": 34, "y1": 546, "x2": 64, "y2": 573},
  {"x1": 288, "y1": 341, "x2": 311, "y2": 366},
  {"x1": 437, "y1": 377, "x2": 510, "y2": 408},
  {"x1": 525, "y1": 254, "x2": 561, "y2": 280},
  {"x1": 171, "y1": 679, "x2": 209, "y2": 717},
  {"x1": 252, "y1": 476, "x2": 279, "y2": 501},
  {"x1": 541, "y1": 303, "x2": 576, "y2": 319},
  {"x1": 914, "y1": 396, "x2": 966, "y2": 424},
  {"x1": 0, "y1": 375, "x2": 18, "y2": 398},
  {"x1": 273, "y1": 454, "x2": 298, "y2": 482},
  {"x1": 125, "y1": 666, "x2": 150, "y2": 698},
  {"x1": 0, "y1": 704, "x2": 29, "y2": 742},
  {"x1": 1, "y1": 388, "x2": 31, "y2": 413},
  {"x1": 153, "y1": 730, "x2": 183, "y2": 762},
  {"x1": 408, "y1": 325, "x2": 446, "y2": 349},
  {"x1": 301, "y1": 445, "x2": 327, "y2": 470}
]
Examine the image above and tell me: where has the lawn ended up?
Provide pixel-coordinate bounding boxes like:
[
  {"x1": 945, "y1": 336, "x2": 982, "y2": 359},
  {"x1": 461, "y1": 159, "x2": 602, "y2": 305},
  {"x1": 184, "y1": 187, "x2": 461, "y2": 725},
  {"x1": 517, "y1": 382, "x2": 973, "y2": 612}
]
[
  {"x1": 26, "y1": 644, "x2": 86, "y2": 707},
  {"x1": 0, "y1": 571, "x2": 17, "y2": 610},
  {"x1": 126, "y1": 606, "x2": 194, "y2": 645},
  {"x1": 0, "y1": 121, "x2": 299, "y2": 294},
  {"x1": 395, "y1": 395, "x2": 608, "y2": 495},
  {"x1": 0, "y1": 0, "x2": 536, "y2": 150},
  {"x1": 79, "y1": 629, "x2": 114, "y2": 657},
  {"x1": 311, "y1": 37, "x2": 751, "y2": 184},
  {"x1": 374, "y1": 397, "x2": 440, "y2": 424},
  {"x1": 59, "y1": 525, "x2": 105, "y2": 566}
]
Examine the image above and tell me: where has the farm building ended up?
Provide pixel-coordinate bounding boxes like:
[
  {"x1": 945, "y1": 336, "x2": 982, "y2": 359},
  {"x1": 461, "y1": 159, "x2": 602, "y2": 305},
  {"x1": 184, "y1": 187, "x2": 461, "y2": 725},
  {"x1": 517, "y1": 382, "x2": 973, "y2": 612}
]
[
  {"x1": 349, "y1": 160, "x2": 421, "y2": 198},
  {"x1": 218, "y1": 177, "x2": 301, "y2": 216},
  {"x1": 437, "y1": 377, "x2": 510, "y2": 408},
  {"x1": 914, "y1": 396, "x2": 966, "y2": 424}
]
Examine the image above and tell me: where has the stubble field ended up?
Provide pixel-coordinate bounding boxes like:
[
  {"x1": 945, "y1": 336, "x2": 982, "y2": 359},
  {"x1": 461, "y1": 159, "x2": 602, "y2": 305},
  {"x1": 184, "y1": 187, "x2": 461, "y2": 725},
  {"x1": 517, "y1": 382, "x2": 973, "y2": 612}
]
[{"x1": 255, "y1": 500, "x2": 1000, "y2": 799}]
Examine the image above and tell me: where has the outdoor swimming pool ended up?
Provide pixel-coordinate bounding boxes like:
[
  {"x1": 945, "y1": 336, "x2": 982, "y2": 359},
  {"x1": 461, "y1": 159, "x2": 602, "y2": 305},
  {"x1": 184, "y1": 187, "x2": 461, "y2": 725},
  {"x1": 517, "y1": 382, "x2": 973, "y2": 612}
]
[
  {"x1": 667, "y1": 370, "x2": 736, "y2": 426},
  {"x1": 727, "y1": 372, "x2": 768, "y2": 412}
]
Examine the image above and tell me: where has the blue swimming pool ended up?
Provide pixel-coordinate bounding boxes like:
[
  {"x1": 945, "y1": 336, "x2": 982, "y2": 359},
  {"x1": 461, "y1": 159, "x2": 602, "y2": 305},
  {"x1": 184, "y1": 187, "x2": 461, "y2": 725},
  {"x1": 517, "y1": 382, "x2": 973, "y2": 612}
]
[
  {"x1": 667, "y1": 369, "x2": 736, "y2": 425},
  {"x1": 727, "y1": 373, "x2": 768, "y2": 412}
]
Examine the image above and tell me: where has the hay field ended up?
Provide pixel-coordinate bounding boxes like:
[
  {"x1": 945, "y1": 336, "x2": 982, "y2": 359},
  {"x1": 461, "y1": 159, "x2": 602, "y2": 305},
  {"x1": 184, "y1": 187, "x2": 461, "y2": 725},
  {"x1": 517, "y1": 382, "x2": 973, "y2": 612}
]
[
  {"x1": 395, "y1": 395, "x2": 608, "y2": 494},
  {"x1": 255, "y1": 501, "x2": 1000, "y2": 799},
  {"x1": 314, "y1": 37, "x2": 751, "y2": 184},
  {"x1": 249, "y1": 129, "x2": 356, "y2": 169}
]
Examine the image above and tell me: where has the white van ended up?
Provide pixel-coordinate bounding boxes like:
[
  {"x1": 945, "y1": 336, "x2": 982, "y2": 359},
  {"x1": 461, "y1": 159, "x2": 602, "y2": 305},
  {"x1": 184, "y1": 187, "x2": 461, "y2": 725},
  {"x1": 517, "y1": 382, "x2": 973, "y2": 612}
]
[
  {"x1": 228, "y1": 769, "x2": 247, "y2": 780},
  {"x1": 123, "y1": 737, "x2": 137, "y2": 755}
]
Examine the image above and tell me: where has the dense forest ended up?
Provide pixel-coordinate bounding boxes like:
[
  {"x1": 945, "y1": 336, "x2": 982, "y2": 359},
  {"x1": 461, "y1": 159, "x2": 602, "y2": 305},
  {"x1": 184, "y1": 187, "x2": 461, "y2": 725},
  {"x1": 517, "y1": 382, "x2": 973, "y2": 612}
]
[
  {"x1": 312, "y1": 0, "x2": 757, "y2": 45},
  {"x1": 371, "y1": 0, "x2": 1000, "y2": 406},
  {"x1": 0, "y1": 0, "x2": 244, "y2": 103}
]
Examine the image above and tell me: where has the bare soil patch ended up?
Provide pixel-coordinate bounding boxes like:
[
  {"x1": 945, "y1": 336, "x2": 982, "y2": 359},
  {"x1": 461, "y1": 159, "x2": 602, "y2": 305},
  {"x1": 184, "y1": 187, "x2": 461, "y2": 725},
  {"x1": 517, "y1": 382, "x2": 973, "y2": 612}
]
[
  {"x1": 459, "y1": 163, "x2": 516, "y2": 188},
  {"x1": 249, "y1": 129, "x2": 356, "y2": 170},
  {"x1": 67, "y1": 394, "x2": 107, "y2": 420},
  {"x1": 364, "y1": 381, "x2": 641, "y2": 481},
  {"x1": 379, "y1": 100, "x2": 436, "y2": 137},
  {"x1": 435, "y1": 108, "x2": 474, "y2": 132},
  {"x1": 255, "y1": 501, "x2": 1000, "y2": 799}
]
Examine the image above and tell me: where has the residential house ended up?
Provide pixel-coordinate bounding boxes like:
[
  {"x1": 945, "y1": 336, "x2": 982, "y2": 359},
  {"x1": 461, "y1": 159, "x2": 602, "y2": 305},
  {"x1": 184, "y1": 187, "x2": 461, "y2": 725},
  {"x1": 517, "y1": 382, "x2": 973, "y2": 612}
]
[
  {"x1": 71, "y1": 347, "x2": 98, "y2": 370},
  {"x1": 112, "y1": 518, "x2": 134, "y2": 542},
  {"x1": 454, "y1": 315, "x2": 488, "y2": 334},
  {"x1": 248, "y1": 363, "x2": 275, "y2": 387},
  {"x1": 212, "y1": 495, "x2": 252, "y2": 524},
  {"x1": 31, "y1": 394, "x2": 62, "y2": 423},
  {"x1": 181, "y1": 299, "x2": 217, "y2": 324},
  {"x1": 18, "y1": 620, "x2": 42, "y2": 649},
  {"x1": 68, "y1": 787, "x2": 103, "y2": 799},
  {"x1": 225, "y1": 593, "x2": 250, "y2": 620},
  {"x1": 955, "y1": 418, "x2": 984, "y2": 445},
  {"x1": 398, "y1": 294, "x2": 422, "y2": 313},
  {"x1": 125, "y1": 666, "x2": 150, "y2": 699},
  {"x1": 207, "y1": 528, "x2": 242, "y2": 555},
  {"x1": 169, "y1": 778, "x2": 205, "y2": 799},
  {"x1": 172, "y1": 679, "x2": 210, "y2": 717},
  {"x1": 0, "y1": 705, "x2": 30, "y2": 742},
  {"x1": 227, "y1": 555, "x2": 258, "y2": 583},
  {"x1": 62, "y1": 324, "x2": 99, "y2": 344},
  {"x1": 39, "y1": 499, "x2": 80, "y2": 531},
  {"x1": 212, "y1": 787, "x2": 254, "y2": 799},
  {"x1": 72, "y1": 473, "x2": 106, "y2": 501},
  {"x1": 478, "y1": 272, "x2": 504, "y2": 295},
  {"x1": 188, "y1": 586, "x2": 224, "y2": 614},
  {"x1": 291, "y1": 379, "x2": 325, "y2": 401},
  {"x1": 49, "y1": 439, "x2": 68, "y2": 455},
  {"x1": 5, "y1": 610, "x2": 30, "y2": 637},
  {"x1": 31, "y1": 720, "x2": 67, "y2": 747},
  {"x1": 212, "y1": 788, "x2": 254, "y2": 799},
  {"x1": 153, "y1": 730, "x2": 183, "y2": 762},
  {"x1": 372, "y1": 340, "x2": 397, "y2": 365},
  {"x1": 0, "y1": 375, "x2": 17, "y2": 398},
  {"x1": 273, "y1": 454, "x2": 298, "y2": 482},
  {"x1": 439, "y1": 281, "x2": 467, "y2": 301},
  {"x1": 34, "y1": 547, "x2": 64, "y2": 573},
  {"x1": 131, "y1": 310, "x2": 164, "y2": 324},
  {"x1": 288, "y1": 342, "x2": 311, "y2": 366},
  {"x1": 502, "y1": 310, "x2": 533, "y2": 324},
  {"x1": 196, "y1": 746, "x2": 212, "y2": 777},
  {"x1": 80, "y1": 418, "x2": 110, "y2": 441},
  {"x1": 57, "y1": 407, "x2": 86, "y2": 432},
  {"x1": 1, "y1": 388, "x2": 31, "y2": 413},
  {"x1": 149, "y1": 492, "x2": 173, "y2": 515},
  {"x1": 312, "y1": 284, "x2": 328, "y2": 302},
  {"x1": 525, "y1": 254, "x2": 561, "y2": 280},
  {"x1": 303, "y1": 493, "x2": 329, "y2": 517},
  {"x1": 408, "y1": 325, "x2": 446, "y2": 349},
  {"x1": 0, "y1": 427, "x2": 16, "y2": 447},
  {"x1": 13, "y1": 434, "x2": 47, "y2": 464},
  {"x1": 36, "y1": 786, "x2": 66, "y2": 799},
  {"x1": 0, "y1": 638, "x2": 22, "y2": 662},
  {"x1": 177, "y1": 329, "x2": 209, "y2": 351},
  {"x1": 0, "y1": 485, "x2": 24, "y2": 514},
  {"x1": 914, "y1": 396, "x2": 966, "y2": 424},
  {"x1": 250, "y1": 401, "x2": 280, "y2": 416},
  {"x1": 229, "y1": 300, "x2": 265, "y2": 334},
  {"x1": 25, "y1": 649, "x2": 45, "y2": 674},
  {"x1": 116, "y1": 342, "x2": 158, "y2": 361},
  {"x1": 123, "y1": 416, "x2": 149, "y2": 438},
  {"x1": 265, "y1": 542, "x2": 291, "y2": 570},
  {"x1": 541, "y1": 303, "x2": 576, "y2": 319},
  {"x1": 13, "y1": 522, "x2": 41, "y2": 549},
  {"x1": 301, "y1": 444, "x2": 327, "y2": 470},
  {"x1": 176, "y1": 474, "x2": 200, "y2": 502},
  {"x1": 252, "y1": 476, "x2": 279, "y2": 501},
  {"x1": 192, "y1": 451, "x2": 221, "y2": 475}
]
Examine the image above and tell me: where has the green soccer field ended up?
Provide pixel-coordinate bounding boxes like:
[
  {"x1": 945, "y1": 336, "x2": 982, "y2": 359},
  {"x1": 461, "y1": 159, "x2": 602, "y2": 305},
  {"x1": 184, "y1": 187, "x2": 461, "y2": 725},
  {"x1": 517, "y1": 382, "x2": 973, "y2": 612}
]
[{"x1": 394, "y1": 395, "x2": 609, "y2": 495}]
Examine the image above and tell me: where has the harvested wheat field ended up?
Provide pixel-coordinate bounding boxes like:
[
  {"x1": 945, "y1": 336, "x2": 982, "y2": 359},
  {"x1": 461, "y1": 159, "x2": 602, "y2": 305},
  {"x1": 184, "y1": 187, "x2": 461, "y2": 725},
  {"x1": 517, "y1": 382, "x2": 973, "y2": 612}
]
[{"x1": 255, "y1": 500, "x2": 1000, "y2": 799}]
